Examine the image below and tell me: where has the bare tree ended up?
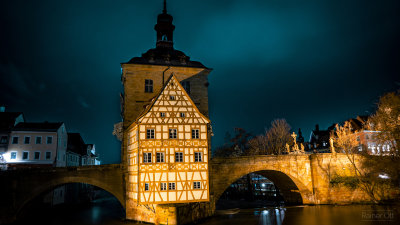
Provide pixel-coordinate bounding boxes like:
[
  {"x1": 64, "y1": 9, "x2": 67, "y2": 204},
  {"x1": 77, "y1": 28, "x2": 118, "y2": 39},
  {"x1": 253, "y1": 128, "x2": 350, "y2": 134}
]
[
  {"x1": 213, "y1": 127, "x2": 253, "y2": 157},
  {"x1": 266, "y1": 119, "x2": 293, "y2": 155},
  {"x1": 247, "y1": 119, "x2": 293, "y2": 155},
  {"x1": 333, "y1": 122, "x2": 397, "y2": 203}
]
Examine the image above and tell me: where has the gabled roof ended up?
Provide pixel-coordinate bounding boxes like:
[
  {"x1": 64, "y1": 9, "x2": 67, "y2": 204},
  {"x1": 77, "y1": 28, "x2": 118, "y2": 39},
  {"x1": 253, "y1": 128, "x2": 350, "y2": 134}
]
[
  {"x1": 129, "y1": 74, "x2": 210, "y2": 128},
  {"x1": 0, "y1": 112, "x2": 23, "y2": 120},
  {"x1": 0, "y1": 112, "x2": 24, "y2": 130},
  {"x1": 13, "y1": 122, "x2": 63, "y2": 132},
  {"x1": 67, "y1": 133, "x2": 86, "y2": 155}
]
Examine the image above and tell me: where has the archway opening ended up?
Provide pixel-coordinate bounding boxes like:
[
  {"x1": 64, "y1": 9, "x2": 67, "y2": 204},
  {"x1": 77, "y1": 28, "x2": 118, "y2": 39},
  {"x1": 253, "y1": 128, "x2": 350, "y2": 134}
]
[
  {"x1": 16, "y1": 182, "x2": 125, "y2": 224},
  {"x1": 216, "y1": 170, "x2": 304, "y2": 210}
]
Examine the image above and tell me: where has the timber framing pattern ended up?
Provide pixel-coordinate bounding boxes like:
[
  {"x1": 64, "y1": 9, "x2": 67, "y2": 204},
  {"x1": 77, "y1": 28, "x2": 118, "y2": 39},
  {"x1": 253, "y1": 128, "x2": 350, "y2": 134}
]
[{"x1": 126, "y1": 74, "x2": 210, "y2": 204}]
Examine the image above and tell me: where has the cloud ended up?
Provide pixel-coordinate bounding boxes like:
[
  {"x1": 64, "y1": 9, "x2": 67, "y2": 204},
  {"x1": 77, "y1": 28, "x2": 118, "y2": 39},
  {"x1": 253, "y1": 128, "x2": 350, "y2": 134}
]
[{"x1": 77, "y1": 96, "x2": 90, "y2": 108}]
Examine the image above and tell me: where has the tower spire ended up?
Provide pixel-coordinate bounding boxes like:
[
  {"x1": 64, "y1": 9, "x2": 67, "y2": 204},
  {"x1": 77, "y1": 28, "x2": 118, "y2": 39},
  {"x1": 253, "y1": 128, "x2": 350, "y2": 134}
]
[
  {"x1": 155, "y1": 0, "x2": 175, "y2": 49},
  {"x1": 163, "y1": 0, "x2": 167, "y2": 14}
]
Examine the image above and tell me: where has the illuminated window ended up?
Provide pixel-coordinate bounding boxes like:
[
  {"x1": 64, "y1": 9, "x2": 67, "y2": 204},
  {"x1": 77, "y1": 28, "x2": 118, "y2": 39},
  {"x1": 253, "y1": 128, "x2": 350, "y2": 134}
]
[
  {"x1": 169, "y1": 129, "x2": 177, "y2": 139},
  {"x1": 358, "y1": 145, "x2": 362, "y2": 152},
  {"x1": 12, "y1": 136, "x2": 18, "y2": 144},
  {"x1": 1, "y1": 136, "x2": 7, "y2": 144},
  {"x1": 24, "y1": 136, "x2": 30, "y2": 144},
  {"x1": 34, "y1": 152, "x2": 40, "y2": 160},
  {"x1": 180, "y1": 113, "x2": 185, "y2": 117},
  {"x1": 36, "y1": 136, "x2": 42, "y2": 144},
  {"x1": 45, "y1": 152, "x2": 51, "y2": 159},
  {"x1": 180, "y1": 81, "x2": 190, "y2": 94},
  {"x1": 195, "y1": 152, "x2": 202, "y2": 162},
  {"x1": 160, "y1": 112, "x2": 165, "y2": 117},
  {"x1": 169, "y1": 182, "x2": 175, "y2": 190},
  {"x1": 144, "y1": 152, "x2": 152, "y2": 163},
  {"x1": 145, "y1": 183, "x2": 149, "y2": 191},
  {"x1": 145, "y1": 79, "x2": 153, "y2": 93},
  {"x1": 47, "y1": 136, "x2": 53, "y2": 144},
  {"x1": 147, "y1": 129, "x2": 155, "y2": 139},
  {"x1": 11, "y1": 152, "x2": 17, "y2": 159},
  {"x1": 22, "y1": 152, "x2": 29, "y2": 160},
  {"x1": 175, "y1": 152, "x2": 183, "y2": 162},
  {"x1": 192, "y1": 129, "x2": 199, "y2": 139},
  {"x1": 156, "y1": 152, "x2": 164, "y2": 163},
  {"x1": 161, "y1": 183, "x2": 167, "y2": 191},
  {"x1": 193, "y1": 182, "x2": 201, "y2": 189},
  {"x1": 170, "y1": 96, "x2": 175, "y2": 100}
]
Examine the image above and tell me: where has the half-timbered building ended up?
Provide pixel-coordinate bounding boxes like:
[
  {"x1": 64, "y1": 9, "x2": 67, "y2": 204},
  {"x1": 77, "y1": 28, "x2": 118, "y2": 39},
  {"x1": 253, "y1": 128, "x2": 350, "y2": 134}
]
[{"x1": 126, "y1": 74, "x2": 210, "y2": 204}]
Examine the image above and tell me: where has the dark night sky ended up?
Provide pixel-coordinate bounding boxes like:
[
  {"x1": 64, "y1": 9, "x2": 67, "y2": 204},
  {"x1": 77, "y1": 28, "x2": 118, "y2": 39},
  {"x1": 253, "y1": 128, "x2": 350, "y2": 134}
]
[{"x1": 1, "y1": 0, "x2": 399, "y2": 164}]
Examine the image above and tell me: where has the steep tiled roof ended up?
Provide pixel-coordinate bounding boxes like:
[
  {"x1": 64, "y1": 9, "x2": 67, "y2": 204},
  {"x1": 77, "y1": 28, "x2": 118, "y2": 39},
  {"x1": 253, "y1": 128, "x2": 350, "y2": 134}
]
[
  {"x1": 13, "y1": 122, "x2": 63, "y2": 132},
  {"x1": 0, "y1": 112, "x2": 24, "y2": 130},
  {"x1": 67, "y1": 133, "x2": 86, "y2": 155},
  {"x1": 0, "y1": 112, "x2": 23, "y2": 119}
]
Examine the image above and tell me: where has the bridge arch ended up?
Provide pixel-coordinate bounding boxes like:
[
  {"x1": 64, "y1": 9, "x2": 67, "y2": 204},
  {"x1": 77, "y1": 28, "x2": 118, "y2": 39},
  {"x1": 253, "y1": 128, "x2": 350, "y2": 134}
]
[
  {"x1": 211, "y1": 156, "x2": 315, "y2": 205},
  {"x1": 6, "y1": 165, "x2": 125, "y2": 221}
]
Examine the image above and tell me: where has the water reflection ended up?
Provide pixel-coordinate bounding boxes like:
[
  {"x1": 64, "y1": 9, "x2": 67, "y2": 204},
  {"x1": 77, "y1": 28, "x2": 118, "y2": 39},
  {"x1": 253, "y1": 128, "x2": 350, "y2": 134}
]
[
  {"x1": 11, "y1": 198, "x2": 399, "y2": 225},
  {"x1": 205, "y1": 205, "x2": 399, "y2": 225}
]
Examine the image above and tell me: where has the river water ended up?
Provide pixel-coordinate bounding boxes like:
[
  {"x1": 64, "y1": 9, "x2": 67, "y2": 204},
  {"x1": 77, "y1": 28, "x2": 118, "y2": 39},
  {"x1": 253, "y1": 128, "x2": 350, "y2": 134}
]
[{"x1": 13, "y1": 198, "x2": 399, "y2": 225}]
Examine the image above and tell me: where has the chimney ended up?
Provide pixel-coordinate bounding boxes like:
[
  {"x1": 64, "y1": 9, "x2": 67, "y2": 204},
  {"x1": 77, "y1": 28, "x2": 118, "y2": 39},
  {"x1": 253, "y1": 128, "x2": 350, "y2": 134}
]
[
  {"x1": 315, "y1": 124, "x2": 319, "y2": 131},
  {"x1": 0, "y1": 106, "x2": 4, "y2": 112}
]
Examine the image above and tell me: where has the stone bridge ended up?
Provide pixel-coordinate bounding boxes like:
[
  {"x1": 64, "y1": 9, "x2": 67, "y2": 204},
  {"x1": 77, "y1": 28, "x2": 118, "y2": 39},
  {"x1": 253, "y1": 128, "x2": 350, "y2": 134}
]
[
  {"x1": 1, "y1": 154, "x2": 371, "y2": 224},
  {"x1": 0, "y1": 164, "x2": 124, "y2": 224},
  {"x1": 210, "y1": 153, "x2": 367, "y2": 205}
]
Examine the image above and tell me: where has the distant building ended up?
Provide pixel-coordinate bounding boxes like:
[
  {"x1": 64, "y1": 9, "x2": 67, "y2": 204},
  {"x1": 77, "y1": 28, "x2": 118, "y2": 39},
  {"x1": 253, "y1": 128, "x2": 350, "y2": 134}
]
[
  {"x1": 0, "y1": 110, "x2": 25, "y2": 170},
  {"x1": 342, "y1": 115, "x2": 380, "y2": 154},
  {"x1": 65, "y1": 133, "x2": 101, "y2": 205},
  {"x1": 4, "y1": 122, "x2": 67, "y2": 169},
  {"x1": 307, "y1": 124, "x2": 335, "y2": 153},
  {"x1": 297, "y1": 128, "x2": 304, "y2": 143},
  {"x1": 66, "y1": 133, "x2": 85, "y2": 166}
]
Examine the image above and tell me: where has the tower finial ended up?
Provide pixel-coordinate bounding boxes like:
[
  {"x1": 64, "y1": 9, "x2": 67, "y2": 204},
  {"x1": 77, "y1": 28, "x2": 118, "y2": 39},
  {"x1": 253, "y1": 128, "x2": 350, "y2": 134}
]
[{"x1": 163, "y1": 0, "x2": 167, "y2": 14}]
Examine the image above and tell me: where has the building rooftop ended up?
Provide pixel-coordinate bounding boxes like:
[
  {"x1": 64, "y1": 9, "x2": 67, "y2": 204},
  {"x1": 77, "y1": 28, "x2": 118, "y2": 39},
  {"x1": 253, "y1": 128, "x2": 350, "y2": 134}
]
[{"x1": 13, "y1": 122, "x2": 63, "y2": 132}]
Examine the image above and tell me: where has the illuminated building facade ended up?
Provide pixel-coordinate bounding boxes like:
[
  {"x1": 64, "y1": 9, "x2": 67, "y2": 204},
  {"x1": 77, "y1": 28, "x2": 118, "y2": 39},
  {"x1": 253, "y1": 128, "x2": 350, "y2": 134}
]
[
  {"x1": 5, "y1": 122, "x2": 68, "y2": 168},
  {"x1": 126, "y1": 75, "x2": 210, "y2": 204},
  {"x1": 120, "y1": 1, "x2": 212, "y2": 223}
]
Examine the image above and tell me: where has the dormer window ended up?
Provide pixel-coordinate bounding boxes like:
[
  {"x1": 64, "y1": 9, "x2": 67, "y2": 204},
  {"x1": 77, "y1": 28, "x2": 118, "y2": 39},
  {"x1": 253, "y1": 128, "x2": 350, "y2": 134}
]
[
  {"x1": 170, "y1": 96, "x2": 175, "y2": 100},
  {"x1": 145, "y1": 79, "x2": 153, "y2": 93}
]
